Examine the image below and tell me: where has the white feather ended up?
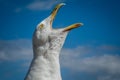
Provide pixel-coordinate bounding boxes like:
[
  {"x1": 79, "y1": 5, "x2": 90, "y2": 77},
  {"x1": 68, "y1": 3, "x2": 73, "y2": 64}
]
[
  {"x1": 24, "y1": 3, "x2": 81, "y2": 80},
  {"x1": 24, "y1": 24, "x2": 68, "y2": 80}
]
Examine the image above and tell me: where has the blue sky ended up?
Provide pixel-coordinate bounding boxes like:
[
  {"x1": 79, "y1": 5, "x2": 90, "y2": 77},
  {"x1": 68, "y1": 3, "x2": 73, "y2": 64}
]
[{"x1": 0, "y1": 0, "x2": 120, "y2": 80}]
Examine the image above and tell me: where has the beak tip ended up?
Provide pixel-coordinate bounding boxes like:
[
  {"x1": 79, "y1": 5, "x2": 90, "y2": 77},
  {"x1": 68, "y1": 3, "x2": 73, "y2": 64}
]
[
  {"x1": 59, "y1": 3, "x2": 66, "y2": 6},
  {"x1": 76, "y1": 23, "x2": 84, "y2": 27},
  {"x1": 79, "y1": 23, "x2": 84, "y2": 26},
  {"x1": 77, "y1": 23, "x2": 84, "y2": 27}
]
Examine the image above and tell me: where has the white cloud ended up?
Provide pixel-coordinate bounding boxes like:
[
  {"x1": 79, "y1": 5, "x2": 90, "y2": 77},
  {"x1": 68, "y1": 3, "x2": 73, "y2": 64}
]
[
  {"x1": 14, "y1": 0, "x2": 64, "y2": 12},
  {"x1": 97, "y1": 45, "x2": 120, "y2": 51},
  {"x1": 27, "y1": 1, "x2": 54, "y2": 10},
  {"x1": 0, "y1": 39, "x2": 32, "y2": 62},
  {"x1": 60, "y1": 46, "x2": 120, "y2": 80},
  {"x1": 98, "y1": 75, "x2": 120, "y2": 80},
  {"x1": 80, "y1": 55, "x2": 120, "y2": 74},
  {"x1": 0, "y1": 39, "x2": 120, "y2": 80},
  {"x1": 26, "y1": 0, "x2": 58, "y2": 10},
  {"x1": 60, "y1": 47, "x2": 120, "y2": 74}
]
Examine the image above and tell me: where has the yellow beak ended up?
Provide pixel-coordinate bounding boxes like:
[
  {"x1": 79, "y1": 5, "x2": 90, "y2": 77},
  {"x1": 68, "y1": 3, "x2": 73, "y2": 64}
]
[{"x1": 63, "y1": 23, "x2": 83, "y2": 32}]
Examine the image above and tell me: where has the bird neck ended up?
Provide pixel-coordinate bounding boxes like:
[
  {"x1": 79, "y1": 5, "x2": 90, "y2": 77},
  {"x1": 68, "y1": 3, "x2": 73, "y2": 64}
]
[
  {"x1": 25, "y1": 50, "x2": 62, "y2": 80},
  {"x1": 25, "y1": 30, "x2": 68, "y2": 80}
]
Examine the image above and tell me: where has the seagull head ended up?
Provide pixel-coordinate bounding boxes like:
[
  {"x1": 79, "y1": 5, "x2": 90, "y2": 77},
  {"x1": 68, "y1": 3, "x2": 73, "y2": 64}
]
[
  {"x1": 36, "y1": 3, "x2": 83, "y2": 31},
  {"x1": 33, "y1": 3, "x2": 83, "y2": 52}
]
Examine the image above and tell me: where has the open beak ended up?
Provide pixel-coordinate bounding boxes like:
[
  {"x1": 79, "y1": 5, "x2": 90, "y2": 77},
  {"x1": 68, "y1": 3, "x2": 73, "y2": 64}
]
[{"x1": 50, "y1": 3, "x2": 83, "y2": 32}]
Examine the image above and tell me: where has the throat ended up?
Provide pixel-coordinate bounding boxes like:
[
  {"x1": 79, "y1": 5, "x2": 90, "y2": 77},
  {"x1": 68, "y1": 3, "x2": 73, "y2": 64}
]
[{"x1": 25, "y1": 52, "x2": 62, "y2": 80}]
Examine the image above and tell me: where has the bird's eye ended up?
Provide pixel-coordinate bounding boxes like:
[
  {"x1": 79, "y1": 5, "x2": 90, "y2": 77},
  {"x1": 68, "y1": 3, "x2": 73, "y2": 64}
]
[{"x1": 39, "y1": 24, "x2": 44, "y2": 29}]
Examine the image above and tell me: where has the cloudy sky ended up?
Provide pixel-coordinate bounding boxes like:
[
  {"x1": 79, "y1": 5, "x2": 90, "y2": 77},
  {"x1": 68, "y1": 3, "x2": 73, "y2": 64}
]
[{"x1": 0, "y1": 0, "x2": 120, "y2": 80}]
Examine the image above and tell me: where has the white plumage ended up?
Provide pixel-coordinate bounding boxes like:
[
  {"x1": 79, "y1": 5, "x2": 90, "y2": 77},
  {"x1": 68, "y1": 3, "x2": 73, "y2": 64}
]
[{"x1": 25, "y1": 3, "x2": 83, "y2": 80}]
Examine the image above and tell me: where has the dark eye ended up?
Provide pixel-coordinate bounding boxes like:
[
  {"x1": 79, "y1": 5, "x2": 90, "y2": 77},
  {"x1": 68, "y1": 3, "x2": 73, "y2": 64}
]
[{"x1": 39, "y1": 24, "x2": 44, "y2": 29}]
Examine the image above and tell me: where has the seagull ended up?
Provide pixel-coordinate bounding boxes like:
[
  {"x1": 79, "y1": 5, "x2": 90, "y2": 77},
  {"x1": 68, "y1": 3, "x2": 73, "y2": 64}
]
[{"x1": 24, "y1": 3, "x2": 83, "y2": 80}]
